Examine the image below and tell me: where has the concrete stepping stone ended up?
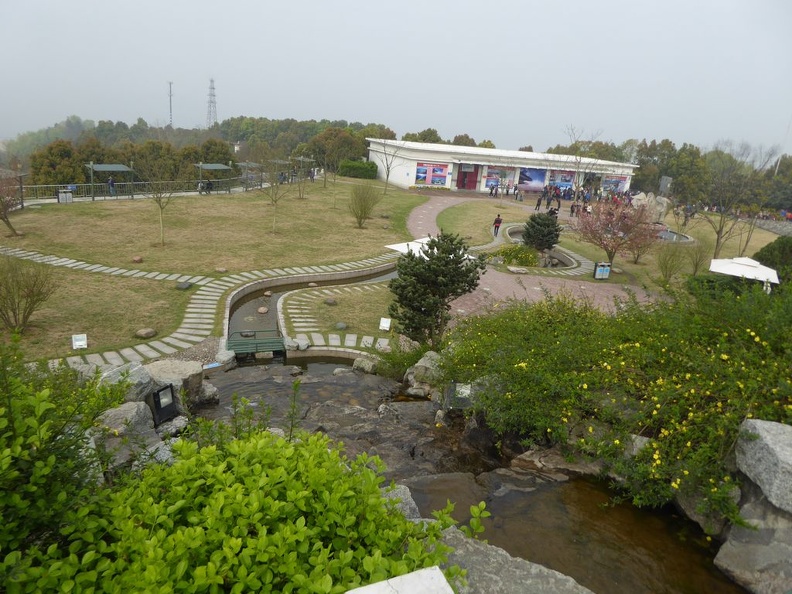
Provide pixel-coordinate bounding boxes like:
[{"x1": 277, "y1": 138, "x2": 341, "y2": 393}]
[
  {"x1": 85, "y1": 353, "x2": 105, "y2": 366},
  {"x1": 310, "y1": 333, "x2": 326, "y2": 346},
  {"x1": 103, "y1": 351, "x2": 125, "y2": 366},
  {"x1": 148, "y1": 340, "x2": 177, "y2": 354},
  {"x1": 119, "y1": 348, "x2": 144, "y2": 362},
  {"x1": 344, "y1": 334, "x2": 357, "y2": 347}
]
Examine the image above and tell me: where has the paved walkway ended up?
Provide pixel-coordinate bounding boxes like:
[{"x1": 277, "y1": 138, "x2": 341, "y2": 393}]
[{"x1": 2, "y1": 192, "x2": 619, "y2": 369}]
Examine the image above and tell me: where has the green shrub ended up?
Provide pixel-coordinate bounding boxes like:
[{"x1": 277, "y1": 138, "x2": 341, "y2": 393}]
[
  {"x1": 753, "y1": 234, "x2": 792, "y2": 283},
  {"x1": 0, "y1": 339, "x2": 126, "y2": 558},
  {"x1": 522, "y1": 213, "x2": 561, "y2": 251},
  {"x1": 4, "y1": 432, "x2": 463, "y2": 592},
  {"x1": 440, "y1": 286, "x2": 792, "y2": 525},
  {"x1": 496, "y1": 244, "x2": 539, "y2": 267},
  {"x1": 338, "y1": 160, "x2": 377, "y2": 179}
]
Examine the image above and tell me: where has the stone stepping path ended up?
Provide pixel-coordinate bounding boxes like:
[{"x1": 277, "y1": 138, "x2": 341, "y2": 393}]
[
  {"x1": 2, "y1": 209, "x2": 601, "y2": 367},
  {"x1": 0, "y1": 244, "x2": 398, "y2": 368}
]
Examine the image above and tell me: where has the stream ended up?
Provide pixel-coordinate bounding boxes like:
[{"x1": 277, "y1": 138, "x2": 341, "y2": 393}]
[{"x1": 201, "y1": 362, "x2": 746, "y2": 594}]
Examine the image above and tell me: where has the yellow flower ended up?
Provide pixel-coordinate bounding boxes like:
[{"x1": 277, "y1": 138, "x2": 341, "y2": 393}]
[
  {"x1": 582, "y1": 383, "x2": 588, "y2": 390},
  {"x1": 588, "y1": 426, "x2": 594, "y2": 433},
  {"x1": 720, "y1": 354, "x2": 729, "y2": 361}
]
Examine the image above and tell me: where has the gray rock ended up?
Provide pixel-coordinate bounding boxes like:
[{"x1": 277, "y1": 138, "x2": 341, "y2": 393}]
[
  {"x1": 216, "y1": 349, "x2": 236, "y2": 367},
  {"x1": 155, "y1": 415, "x2": 190, "y2": 439},
  {"x1": 98, "y1": 401, "x2": 155, "y2": 436},
  {"x1": 324, "y1": 298, "x2": 338, "y2": 306},
  {"x1": 284, "y1": 337, "x2": 299, "y2": 351},
  {"x1": 406, "y1": 351, "x2": 443, "y2": 385},
  {"x1": 332, "y1": 367, "x2": 353, "y2": 376},
  {"x1": 383, "y1": 484, "x2": 421, "y2": 520},
  {"x1": 175, "y1": 281, "x2": 192, "y2": 290},
  {"x1": 135, "y1": 327, "x2": 157, "y2": 339},
  {"x1": 296, "y1": 337, "x2": 311, "y2": 351},
  {"x1": 715, "y1": 482, "x2": 792, "y2": 594},
  {"x1": 335, "y1": 322, "x2": 347, "y2": 330},
  {"x1": 442, "y1": 526, "x2": 593, "y2": 594},
  {"x1": 144, "y1": 360, "x2": 203, "y2": 413},
  {"x1": 194, "y1": 382, "x2": 219, "y2": 407},
  {"x1": 736, "y1": 420, "x2": 792, "y2": 514},
  {"x1": 215, "y1": 267, "x2": 228, "y2": 273},
  {"x1": 353, "y1": 356, "x2": 378, "y2": 374},
  {"x1": 257, "y1": 306, "x2": 269, "y2": 314},
  {"x1": 100, "y1": 362, "x2": 155, "y2": 403}
]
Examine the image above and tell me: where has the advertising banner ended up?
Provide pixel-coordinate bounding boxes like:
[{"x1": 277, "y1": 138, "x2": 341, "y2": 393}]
[
  {"x1": 548, "y1": 170, "x2": 575, "y2": 189},
  {"x1": 602, "y1": 176, "x2": 629, "y2": 193},
  {"x1": 518, "y1": 168, "x2": 546, "y2": 191},
  {"x1": 416, "y1": 163, "x2": 449, "y2": 186},
  {"x1": 485, "y1": 166, "x2": 514, "y2": 188}
]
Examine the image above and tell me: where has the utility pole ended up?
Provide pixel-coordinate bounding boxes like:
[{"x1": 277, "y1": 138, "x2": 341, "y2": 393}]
[{"x1": 168, "y1": 81, "x2": 173, "y2": 127}]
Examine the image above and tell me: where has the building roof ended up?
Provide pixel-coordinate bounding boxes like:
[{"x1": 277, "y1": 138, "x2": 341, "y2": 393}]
[
  {"x1": 86, "y1": 164, "x2": 133, "y2": 172},
  {"x1": 366, "y1": 139, "x2": 638, "y2": 174}
]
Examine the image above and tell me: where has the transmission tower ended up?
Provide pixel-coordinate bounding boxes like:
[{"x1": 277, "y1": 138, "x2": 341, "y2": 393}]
[
  {"x1": 168, "y1": 81, "x2": 173, "y2": 127},
  {"x1": 206, "y1": 78, "x2": 217, "y2": 128}
]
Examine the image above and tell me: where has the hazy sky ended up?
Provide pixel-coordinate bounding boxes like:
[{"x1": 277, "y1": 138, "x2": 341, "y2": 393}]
[{"x1": 3, "y1": 0, "x2": 791, "y2": 155}]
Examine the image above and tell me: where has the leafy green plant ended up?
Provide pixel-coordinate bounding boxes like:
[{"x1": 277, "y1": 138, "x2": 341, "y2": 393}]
[
  {"x1": 4, "y1": 432, "x2": 465, "y2": 592},
  {"x1": 376, "y1": 342, "x2": 430, "y2": 381},
  {"x1": 459, "y1": 501, "x2": 490, "y2": 540},
  {"x1": 0, "y1": 338, "x2": 125, "y2": 558},
  {"x1": 440, "y1": 285, "x2": 792, "y2": 525}
]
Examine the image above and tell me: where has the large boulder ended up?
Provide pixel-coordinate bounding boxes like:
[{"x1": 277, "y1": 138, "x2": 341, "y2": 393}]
[
  {"x1": 353, "y1": 356, "x2": 379, "y2": 374},
  {"x1": 96, "y1": 402, "x2": 160, "y2": 471},
  {"x1": 712, "y1": 420, "x2": 792, "y2": 594},
  {"x1": 406, "y1": 351, "x2": 443, "y2": 385},
  {"x1": 144, "y1": 360, "x2": 203, "y2": 413},
  {"x1": 736, "y1": 419, "x2": 792, "y2": 513},
  {"x1": 100, "y1": 362, "x2": 156, "y2": 403},
  {"x1": 715, "y1": 482, "x2": 792, "y2": 594}
]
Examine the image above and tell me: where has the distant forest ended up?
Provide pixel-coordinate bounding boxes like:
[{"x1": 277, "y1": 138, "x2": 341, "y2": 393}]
[{"x1": 1, "y1": 115, "x2": 791, "y2": 207}]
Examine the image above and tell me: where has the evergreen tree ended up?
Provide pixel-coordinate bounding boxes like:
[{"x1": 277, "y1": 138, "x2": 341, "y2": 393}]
[
  {"x1": 388, "y1": 232, "x2": 486, "y2": 348},
  {"x1": 522, "y1": 213, "x2": 562, "y2": 251}
]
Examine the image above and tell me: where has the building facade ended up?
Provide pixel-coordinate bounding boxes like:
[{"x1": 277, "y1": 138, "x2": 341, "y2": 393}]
[{"x1": 367, "y1": 139, "x2": 638, "y2": 194}]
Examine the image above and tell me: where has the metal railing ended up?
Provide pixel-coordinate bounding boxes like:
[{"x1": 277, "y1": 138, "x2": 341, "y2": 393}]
[{"x1": 18, "y1": 175, "x2": 266, "y2": 205}]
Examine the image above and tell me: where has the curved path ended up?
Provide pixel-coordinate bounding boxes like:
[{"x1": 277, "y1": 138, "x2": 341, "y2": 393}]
[{"x1": 1, "y1": 193, "x2": 646, "y2": 368}]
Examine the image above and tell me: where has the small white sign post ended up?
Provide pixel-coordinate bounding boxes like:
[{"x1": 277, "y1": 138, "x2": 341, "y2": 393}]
[{"x1": 71, "y1": 334, "x2": 88, "y2": 349}]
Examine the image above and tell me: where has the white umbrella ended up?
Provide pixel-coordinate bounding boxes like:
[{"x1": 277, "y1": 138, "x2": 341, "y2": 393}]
[{"x1": 709, "y1": 257, "x2": 779, "y2": 292}]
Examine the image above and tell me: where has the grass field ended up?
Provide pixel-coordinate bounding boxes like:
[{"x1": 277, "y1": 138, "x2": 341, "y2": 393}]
[
  {"x1": 2, "y1": 182, "x2": 782, "y2": 361},
  {"x1": 3, "y1": 180, "x2": 421, "y2": 360}
]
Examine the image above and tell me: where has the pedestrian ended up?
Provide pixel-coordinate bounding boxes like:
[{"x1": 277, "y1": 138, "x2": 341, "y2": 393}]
[
  {"x1": 489, "y1": 184, "x2": 495, "y2": 197},
  {"x1": 108, "y1": 176, "x2": 116, "y2": 197},
  {"x1": 534, "y1": 194, "x2": 542, "y2": 211},
  {"x1": 492, "y1": 214, "x2": 503, "y2": 237},
  {"x1": 206, "y1": 179, "x2": 214, "y2": 194}
]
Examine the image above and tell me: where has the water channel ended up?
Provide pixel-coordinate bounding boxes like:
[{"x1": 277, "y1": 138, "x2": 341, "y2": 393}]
[{"x1": 212, "y1": 272, "x2": 745, "y2": 593}]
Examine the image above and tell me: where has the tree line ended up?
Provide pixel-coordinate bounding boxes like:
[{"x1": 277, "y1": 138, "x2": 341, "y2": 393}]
[{"x1": 2, "y1": 116, "x2": 791, "y2": 212}]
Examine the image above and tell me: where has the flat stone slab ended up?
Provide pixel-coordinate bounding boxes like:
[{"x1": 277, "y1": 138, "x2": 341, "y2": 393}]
[
  {"x1": 344, "y1": 334, "x2": 358, "y2": 347},
  {"x1": 148, "y1": 340, "x2": 177, "y2": 355},
  {"x1": 169, "y1": 333, "x2": 204, "y2": 344},
  {"x1": 103, "y1": 351, "x2": 125, "y2": 366},
  {"x1": 66, "y1": 355, "x2": 84, "y2": 368},
  {"x1": 328, "y1": 334, "x2": 341, "y2": 346},
  {"x1": 375, "y1": 338, "x2": 390, "y2": 351},
  {"x1": 85, "y1": 353, "x2": 105, "y2": 366},
  {"x1": 162, "y1": 336, "x2": 192, "y2": 348},
  {"x1": 133, "y1": 344, "x2": 161, "y2": 359},
  {"x1": 119, "y1": 348, "x2": 144, "y2": 362},
  {"x1": 310, "y1": 333, "x2": 326, "y2": 346}
]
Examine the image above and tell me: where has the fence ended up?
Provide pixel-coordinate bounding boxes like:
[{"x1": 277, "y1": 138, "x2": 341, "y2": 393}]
[{"x1": 18, "y1": 175, "x2": 265, "y2": 204}]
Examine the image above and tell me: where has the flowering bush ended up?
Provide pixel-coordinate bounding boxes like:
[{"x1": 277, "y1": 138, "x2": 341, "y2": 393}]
[
  {"x1": 440, "y1": 285, "x2": 792, "y2": 524},
  {"x1": 495, "y1": 244, "x2": 540, "y2": 267}
]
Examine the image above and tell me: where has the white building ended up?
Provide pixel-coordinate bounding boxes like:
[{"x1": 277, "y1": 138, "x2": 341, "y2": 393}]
[{"x1": 367, "y1": 139, "x2": 638, "y2": 194}]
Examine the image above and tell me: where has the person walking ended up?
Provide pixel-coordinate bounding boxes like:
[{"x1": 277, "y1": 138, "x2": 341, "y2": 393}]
[
  {"x1": 492, "y1": 214, "x2": 503, "y2": 237},
  {"x1": 108, "y1": 176, "x2": 116, "y2": 197}
]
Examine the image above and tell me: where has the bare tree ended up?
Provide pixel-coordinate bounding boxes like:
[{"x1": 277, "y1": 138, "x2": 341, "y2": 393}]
[
  {"x1": 0, "y1": 171, "x2": 23, "y2": 237},
  {"x1": 133, "y1": 144, "x2": 181, "y2": 247},
  {"x1": 703, "y1": 141, "x2": 777, "y2": 258},
  {"x1": 264, "y1": 159, "x2": 292, "y2": 233},
  {"x1": 376, "y1": 141, "x2": 405, "y2": 195},
  {"x1": 0, "y1": 256, "x2": 58, "y2": 333}
]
